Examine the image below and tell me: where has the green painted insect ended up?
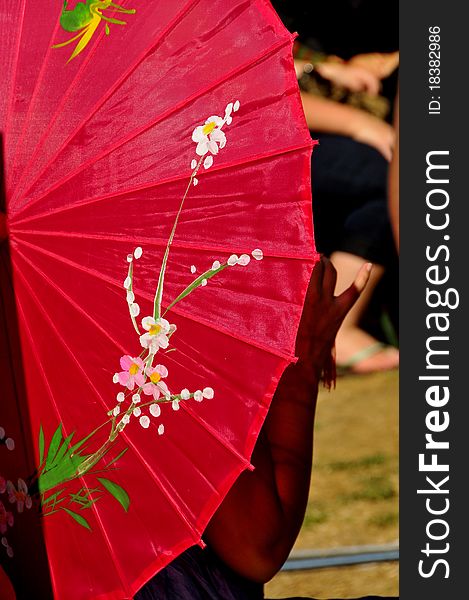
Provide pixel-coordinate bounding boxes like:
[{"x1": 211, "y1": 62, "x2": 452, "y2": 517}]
[{"x1": 52, "y1": 1, "x2": 136, "y2": 62}]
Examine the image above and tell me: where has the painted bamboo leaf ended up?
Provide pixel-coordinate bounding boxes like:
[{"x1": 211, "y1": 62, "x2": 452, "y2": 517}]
[
  {"x1": 45, "y1": 424, "x2": 64, "y2": 469},
  {"x1": 63, "y1": 508, "x2": 91, "y2": 531},
  {"x1": 50, "y1": 432, "x2": 76, "y2": 468},
  {"x1": 106, "y1": 447, "x2": 128, "y2": 468},
  {"x1": 68, "y1": 421, "x2": 108, "y2": 456},
  {"x1": 164, "y1": 264, "x2": 227, "y2": 314},
  {"x1": 38, "y1": 425, "x2": 45, "y2": 466},
  {"x1": 41, "y1": 490, "x2": 65, "y2": 507},
  {"x1": 97, "y1": 477, "x2": 130, "y2": 512},
  {"x1": 39, "y1": 453, "x2": 90, "y2": 494}
]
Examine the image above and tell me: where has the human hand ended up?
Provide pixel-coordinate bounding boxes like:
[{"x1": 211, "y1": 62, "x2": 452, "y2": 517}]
[
  {"x1": 315, "y1": 61, "x2": 381, "y2": 95},
  {"x1": 295, "y1": 257, "x2": 371, "y2": 375},
  {"x1": 348, "y1": 111, "x2": 396, "y2": 161},
  {"x1": 348, "y1": 51, "x2": 400, "y2": 80}
]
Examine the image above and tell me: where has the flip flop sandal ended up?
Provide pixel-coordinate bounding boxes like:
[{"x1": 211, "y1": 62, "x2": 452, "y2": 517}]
[{"x1": 336, "y1": 342, "x2": 397, "y2": 376}]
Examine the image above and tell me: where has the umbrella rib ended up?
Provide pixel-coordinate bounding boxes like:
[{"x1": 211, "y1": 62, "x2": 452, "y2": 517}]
[
  {"x1": 13, "y1": 263, "x2": 205, "y2": 542},
  {"x1": 11, "y1": 0, "x2": 202, "y2": 206},
  {"x1": 14, "y1": 243, "x2": 279, "y2": 471},
  {"x1": 14, "y1": 265, "x2": 120, "y2": 409},
  {"x1": 15, "y1": 247, "x2": 129, "y2": 355},
  {"x1": 12, "y1": 34, "x2": 292, "y2": 216},
  {"x1": 14, "y1": 238, "x2": 300, "y2": 361},
  {"x1": 6, "y1": 7, "x2": 65, "y2": 190},
  {"x1": 11, "y1": 228, "x2": 317, "y2": 262},
  {"x1": 12, "y1": 141, "x2": 313, "y2": 227},
  {"x1": 14, "y1": 294, "x2": 133, "y2": 597},
  {"x1": 2, "y1": 0, "x2": 27, "y2": 155}
]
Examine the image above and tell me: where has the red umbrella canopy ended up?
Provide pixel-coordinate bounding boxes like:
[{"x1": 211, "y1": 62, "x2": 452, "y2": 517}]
[{"x1": 0, "y1": 1, "x2": 318, "y2": 598}]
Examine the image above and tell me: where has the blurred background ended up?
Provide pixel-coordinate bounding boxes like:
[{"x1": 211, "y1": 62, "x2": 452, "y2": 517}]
[
  {"x1": 266, "y1": 371, "x2": 398, "y2": 598},
  {"x1": 267, "y1": 1, "x2": 399, "y2": 597}
]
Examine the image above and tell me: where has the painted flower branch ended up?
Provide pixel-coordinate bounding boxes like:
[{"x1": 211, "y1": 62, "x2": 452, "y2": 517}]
[{"x1": 0, "y1": 101, "x2": 265, "y2": 546}]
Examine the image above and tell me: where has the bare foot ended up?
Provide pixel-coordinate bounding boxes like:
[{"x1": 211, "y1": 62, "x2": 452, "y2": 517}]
[{"x1": 335, "y1": 326, "x2": 399, "y2": 374}]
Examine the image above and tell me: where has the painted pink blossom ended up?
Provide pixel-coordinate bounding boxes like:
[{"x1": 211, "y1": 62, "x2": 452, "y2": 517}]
[
  {"x1": 0, "y1": 501, "x2": 14, "y2": 534},
  {"x1": 142, "y1": 365, "x2": 169, "y2": 401},
  {"x1": 116, "y1": 355, "x2": 145, "y2": 390},
  {"x1": 7, "y1": 479, "x2": 32, "y2": 513}
]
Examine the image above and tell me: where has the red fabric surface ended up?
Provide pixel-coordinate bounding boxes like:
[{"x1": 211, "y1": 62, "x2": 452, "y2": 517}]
[{"x1": 0, "y1": 1, "x2": 318, "y2": 598}]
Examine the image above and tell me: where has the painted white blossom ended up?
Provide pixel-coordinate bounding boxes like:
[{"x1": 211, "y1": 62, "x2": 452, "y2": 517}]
[
  {"x1": 133, "y1": 407, "x2": 142, "y2": 417},
  {"x1": 238, "y1": 254, "x2": 251, "y2": 266},
  {"x1": 191, "y1": 265, "x2": 197, "y2": 274},
  {"x1": 211, "y1": 260, "x2": 221, "y2": 270},
  {"x1": 194, "y1": 390, "x2": 204, "y2": 402},
  {"x1": 149, "y1": 403, "x2": 161, "y2": 418},
  {"x1": 124, "y1": 276, "x2": 131, "y2": 289},
  {"x1": 139, "y1": 415, "x2": 150, "y2": 429},
  {"x1": 134, "y1": 247, "x2": 143, "y2": 259},
  {"x1": 180, "y1": 389, "x2": 191, "y2": 400},
  {"x1": 203, "y1": 387, "x2": 214, "y2": 399},
  {"x1": 192, "y1": 115, "x2": 226, "y2": 156},
  {"x1": 158, "y1": 424, "x2": 165, "y2": 435},
  {"x1": 203, "y1": 155, "x2": 213, "y2": 170},
  {"x1": 252, "y1": 249, "x2": 264, "y2": 261},
  {"x1": 113, "y1": 406, "x2": 120, "y2": 417},
  {"x1": 116, "y1": 392, "x2": 125, "y2": 403},
  {"x1": 201, "y1": 278, "x2": 207, "y2": 287},
  {"x1": 132, "y1": 393, "x2": 141, "y2": 404},
  {"x1": 130, "y1": 303, "x2": 140, "y2": 317},
  {"x1": 227, "y1": 254, "x2": 239, "y2": 266},
  {"x1": 172, "y1": 400, "x2": 180, "y2": 411},
  {"x1": 193, "y1": 177, "x2": 198, "y2": 187},
  {"x1": 191, "y1": 159, "x2": 197, "y2": 170},
  {"x1": 224, "y1": 102, "x2": 233, "y2": 125},
  {"x1": 140, "y1": 317, "x2": 172, "y2": 353}
]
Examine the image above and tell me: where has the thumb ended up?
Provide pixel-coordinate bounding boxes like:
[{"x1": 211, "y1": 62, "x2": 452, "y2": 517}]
[{"x1": 337, "y1": 262, "x2": 372, "y2": 311}]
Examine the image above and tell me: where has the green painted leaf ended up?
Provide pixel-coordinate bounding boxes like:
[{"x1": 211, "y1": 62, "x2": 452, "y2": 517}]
[
  {"x1": 63, "y1": 508, "x2": 91, "y2": 531},
  {"x1": 164, "y1": 264, "x2": 228, "y2": 315},
  {"x1": 97, "y1": 477, "x2": 130, "y2": 512},
  {"x1": 38, "y1": 425, "x2": 45, "y2": 466},
  {"x1": 69, "y1": 487, "x2": 101, "y2": 509},
  {"x1": 41, "y1": 490, "x2": 64, "y2": 507},
  {"x1": 50, "y1": 432, "x2": 75, "y2": 468},
  {"x1": 153, "y1": 182, "x2": 196, "y2": 320},
  {"x1": 45, "y1": 424, "x2": 64, "y2": 469},
  {"x1": 69, "y1": 421, "x2": 108, "y2": 456},
  {"x1": 107, "y1": 447, "x2": 128, "y2": 468},
  {"x1": 39, "y1": 453, "x2": 90, "y2": 493}
]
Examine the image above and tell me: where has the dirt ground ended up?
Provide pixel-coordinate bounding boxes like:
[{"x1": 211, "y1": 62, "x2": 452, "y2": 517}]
[{"x1": 265, "y1": 370, "x2": 399, "y2": 599}]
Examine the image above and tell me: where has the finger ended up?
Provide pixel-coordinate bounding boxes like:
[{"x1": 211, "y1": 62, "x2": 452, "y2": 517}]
[
  {"x1": 311, "y1": 255, "x2": 326, "y2": 286},
  {"x1": 336, "y1": 262, "x2": 372, "y2": 311},
  {"x1": 363, "y1": 73, "x2": 380, "y2": 95},
  {"x1": 322, "y1": 257, "x2": 337, "y2": 295},
  {"x1": 378, "y1": 141, "x2": 393, "y2": 162},
  {"x1": 353, "y1": 262, "x2": 373, "y2": 294}
]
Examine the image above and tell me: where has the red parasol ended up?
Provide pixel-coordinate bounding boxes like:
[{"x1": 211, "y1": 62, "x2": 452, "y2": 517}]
[{"x1": 0, "y1": 1, "x2": 318, "y2": 598}]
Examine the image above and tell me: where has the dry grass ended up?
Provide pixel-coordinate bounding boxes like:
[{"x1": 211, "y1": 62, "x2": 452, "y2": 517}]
[{"x1": 265, "y1": 370, "x2": 399, "y2": 599}]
